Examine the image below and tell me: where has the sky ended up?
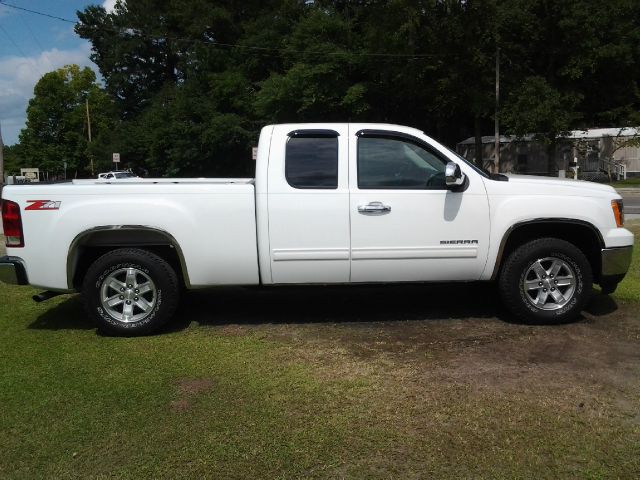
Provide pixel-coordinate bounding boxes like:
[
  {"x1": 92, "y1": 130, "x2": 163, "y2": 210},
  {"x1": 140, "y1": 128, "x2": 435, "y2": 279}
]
[{"x1": 0, "y1": 0, "x2": 115, "y2": 145}]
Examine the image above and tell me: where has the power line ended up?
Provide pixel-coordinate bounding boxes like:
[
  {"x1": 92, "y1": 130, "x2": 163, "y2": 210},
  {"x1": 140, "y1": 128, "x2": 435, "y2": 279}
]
[
  {"x1": 3, "y1": 0, "x2": 638, "y2": 64},
  {"x1": 0, "y1": 20, "x2": 44, "y2": 79},
  {"x1": 19, "y1": 11, "x2": 45, "y2": 51},
  {"x1": 0, "y1": 0, "x2": 459, "y2": 60},
  {"x1": 0, "y1": 22, "x2": 27, "y2": 57},
  {"x1": 0, "y1": 1, "x2": 75, "y2": 23}
]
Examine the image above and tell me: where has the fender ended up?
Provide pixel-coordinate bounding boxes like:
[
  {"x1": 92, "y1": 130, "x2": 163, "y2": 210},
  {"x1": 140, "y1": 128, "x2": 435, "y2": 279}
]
[
  {"x1": 489, "y1": 218, "x2": 605, "y2": 280},
  {"x1": 66, "y1": 225, "x2": 191, "y2": 289}
]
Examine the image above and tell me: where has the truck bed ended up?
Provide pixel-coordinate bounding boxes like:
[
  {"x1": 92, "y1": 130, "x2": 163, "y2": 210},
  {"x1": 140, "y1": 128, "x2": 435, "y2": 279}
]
[{"x1": 2, "y1": 180, "x2": 260, "y2": 290}]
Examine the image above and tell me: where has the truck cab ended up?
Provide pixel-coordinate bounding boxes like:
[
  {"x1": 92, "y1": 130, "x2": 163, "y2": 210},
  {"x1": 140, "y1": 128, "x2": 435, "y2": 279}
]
[{"x1": 257, "y1": 124, "x2": 491, "y2": 285}]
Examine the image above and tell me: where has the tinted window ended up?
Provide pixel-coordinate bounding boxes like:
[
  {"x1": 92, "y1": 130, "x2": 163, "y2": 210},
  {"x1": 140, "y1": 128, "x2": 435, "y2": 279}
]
[
  {"x1": 286, "y1": 136, "x2": 338, "y2": 189},
  {"x1": 358, "y1": 136, "x2": 447, "y2": 189}
]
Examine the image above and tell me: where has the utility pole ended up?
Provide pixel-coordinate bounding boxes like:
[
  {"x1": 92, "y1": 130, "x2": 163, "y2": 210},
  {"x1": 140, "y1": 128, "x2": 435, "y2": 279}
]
[
  {"x1": 86, "y1": 97, "x2": 94, "y2": 176},
  {"x1": 0, "y1": 121, "x2": 4, "y2": 186},
  {"x1": 494, "y1": 46, "x2": 500, "y2": 174}
]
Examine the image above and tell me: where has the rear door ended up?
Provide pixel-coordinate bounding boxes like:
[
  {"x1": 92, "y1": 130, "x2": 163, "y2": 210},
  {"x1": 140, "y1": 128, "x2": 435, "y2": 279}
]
[
  {"x1": 267, "y1": 124, "x2": 351, "y2": 283},
  {"x1": 348, "y1": 125, "x2": 490, "y2": 282}
]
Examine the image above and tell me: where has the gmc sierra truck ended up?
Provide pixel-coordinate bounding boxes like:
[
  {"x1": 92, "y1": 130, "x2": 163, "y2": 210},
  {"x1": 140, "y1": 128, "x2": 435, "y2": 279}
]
[{"x1": 0, "y1": 123, "x2": 634, "y2": 335}]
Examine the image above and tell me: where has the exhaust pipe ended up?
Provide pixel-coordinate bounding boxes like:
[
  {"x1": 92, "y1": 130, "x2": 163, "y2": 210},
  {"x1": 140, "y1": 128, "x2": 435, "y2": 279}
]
[{"x1": 32, "y1": 291, "x2": 64, "y2": 303}]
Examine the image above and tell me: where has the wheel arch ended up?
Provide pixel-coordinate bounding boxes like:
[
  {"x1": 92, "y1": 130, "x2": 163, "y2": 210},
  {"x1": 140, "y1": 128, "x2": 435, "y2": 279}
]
[
  {"x1": 67, "y1": 226, "x2": 190, "y2": 290},
  {"x1": 491, "y1": 219, "x2": 604, "y2": 282}
]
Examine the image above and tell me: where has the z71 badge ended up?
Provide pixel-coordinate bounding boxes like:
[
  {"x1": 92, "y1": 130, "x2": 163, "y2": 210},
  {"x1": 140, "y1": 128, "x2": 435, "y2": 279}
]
[{"x1": 25, "y1": 200, "x2": 62, "y2": 211}]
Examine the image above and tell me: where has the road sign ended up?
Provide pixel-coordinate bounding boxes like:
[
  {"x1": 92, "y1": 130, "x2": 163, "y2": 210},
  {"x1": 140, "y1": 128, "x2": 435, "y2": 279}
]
[{"x1": 113, "y1": 153, "x2": 120, "y2": 163}]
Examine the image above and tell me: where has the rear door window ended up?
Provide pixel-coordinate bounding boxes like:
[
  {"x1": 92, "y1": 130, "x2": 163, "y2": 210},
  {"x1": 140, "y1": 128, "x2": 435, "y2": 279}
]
[{"x1": 286, "y1": 134, "x2": 339, "y2": 189}]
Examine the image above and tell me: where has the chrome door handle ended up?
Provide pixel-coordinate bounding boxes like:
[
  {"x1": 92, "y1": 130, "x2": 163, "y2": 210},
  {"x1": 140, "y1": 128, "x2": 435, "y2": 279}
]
[{"x1": 358, "y1": 201, "x2": 391, "y2": 215}]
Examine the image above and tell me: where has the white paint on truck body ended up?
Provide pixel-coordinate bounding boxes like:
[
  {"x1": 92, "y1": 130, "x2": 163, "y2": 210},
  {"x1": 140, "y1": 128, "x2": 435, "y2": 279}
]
[
  {"x1": 4, "y1": 182, "x2": 259, "y2": 290},
  {"x1": 1, "y1": 123, "x2": 634, "y2": 292}
]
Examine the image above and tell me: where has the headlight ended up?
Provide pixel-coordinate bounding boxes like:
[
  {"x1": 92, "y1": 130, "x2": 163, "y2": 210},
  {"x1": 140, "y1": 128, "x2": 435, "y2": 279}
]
[{"x1": 611, "y1": 199, "x2": 624, "y2": 227}]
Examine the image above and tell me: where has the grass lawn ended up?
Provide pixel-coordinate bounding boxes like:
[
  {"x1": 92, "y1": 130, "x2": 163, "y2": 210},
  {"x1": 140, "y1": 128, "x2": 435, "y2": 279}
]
[
  {"x1": 1, "y1": 224, "x2": 639, "y2": 478},
  {"x1": 612, "y1": 220, "x2": 640, "y2": 302},
  {"x1": 611, "y1": 176, "x2": 640, "y2": 187}
]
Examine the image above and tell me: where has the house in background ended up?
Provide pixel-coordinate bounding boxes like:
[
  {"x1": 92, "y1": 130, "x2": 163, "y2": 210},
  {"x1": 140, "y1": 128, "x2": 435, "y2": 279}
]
[{"x1": 456, "y1": 127, "x2": 640, "y2": 180}]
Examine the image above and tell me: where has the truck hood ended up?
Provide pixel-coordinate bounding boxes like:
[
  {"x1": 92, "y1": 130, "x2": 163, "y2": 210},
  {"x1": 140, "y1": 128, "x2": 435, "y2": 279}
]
[{"x1": 497, "y1": 174, "x2": 619, "y2": 197}]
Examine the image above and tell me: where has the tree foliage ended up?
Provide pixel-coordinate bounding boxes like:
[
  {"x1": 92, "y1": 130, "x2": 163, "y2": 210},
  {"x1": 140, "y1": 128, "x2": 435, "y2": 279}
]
[
  {"x1": 15, "y1": 0, "x2": 640, "y2": 176},
  {"x1": 19, "y1": 65, "x2": 114, "y2": 177},
  {"x1": 2, "y1": 144, "x2": 27, "y2": 176}
]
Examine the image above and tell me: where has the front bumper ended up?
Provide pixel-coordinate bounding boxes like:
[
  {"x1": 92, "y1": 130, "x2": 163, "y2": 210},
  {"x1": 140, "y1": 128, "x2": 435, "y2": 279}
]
[
  {"x1": 600, "y1": 245, "x2": 633, "y2": 285},
  {"x1": 0, "y1": 256, "x2": 29, "y2": 285}
]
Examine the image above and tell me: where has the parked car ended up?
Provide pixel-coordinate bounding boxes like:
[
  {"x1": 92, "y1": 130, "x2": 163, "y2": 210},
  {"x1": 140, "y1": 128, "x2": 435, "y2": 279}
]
[
  {"x1": 0, "y1": 123, "x2": 634, "y2": 335},
  {"x1": 97, "y1": 170, "x2": 140, "y2": 180}
]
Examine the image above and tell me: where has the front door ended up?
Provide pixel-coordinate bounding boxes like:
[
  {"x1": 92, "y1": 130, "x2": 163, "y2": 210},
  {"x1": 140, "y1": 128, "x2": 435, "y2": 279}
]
[{"x1": 348, "y1": 126, "x2": 490, "y2": 283}]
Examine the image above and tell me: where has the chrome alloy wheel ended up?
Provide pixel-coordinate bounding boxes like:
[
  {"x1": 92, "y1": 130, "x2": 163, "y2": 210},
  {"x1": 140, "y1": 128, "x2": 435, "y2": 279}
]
[
  {"x1": 100, "y1": 267, "x2": 157, "y2": 323},
  {"x1": 523, "y1": 257, "x2": 577, "y2": 310}
]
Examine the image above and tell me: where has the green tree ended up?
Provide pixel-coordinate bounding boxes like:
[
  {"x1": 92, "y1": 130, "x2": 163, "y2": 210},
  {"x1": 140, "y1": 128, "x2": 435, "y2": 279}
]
[
  {"x1": 91, "y1": 73, "x2": 255, "y2": 176},
  {"x1": 19, "y1": 65, "x2": 114, "y2": 177},
  {"x1": 74, "y1": 0, "x2": 640, "y2": 177},
  {"x1": 254, "y1": 5, "x2": 369, "y2": 123},
  {"x1": 2, "y1": 144, "x2": 27, "y2": 176},
  {"x1": 498, "y1": 0, "x2": 640, "y2": 171},
  {"x1": 76, "y1": 0, "x2": 287, "y2": 176}
]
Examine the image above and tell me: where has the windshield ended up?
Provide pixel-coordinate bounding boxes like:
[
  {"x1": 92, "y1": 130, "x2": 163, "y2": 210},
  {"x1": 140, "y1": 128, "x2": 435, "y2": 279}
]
[{"x1": 114, "y1": 172, "x2": 136, "y2": 178}]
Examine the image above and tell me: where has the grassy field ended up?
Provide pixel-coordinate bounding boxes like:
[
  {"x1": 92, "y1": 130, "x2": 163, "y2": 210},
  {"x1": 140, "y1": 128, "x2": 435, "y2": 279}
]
[
  {"x1": 1, "y1": 225, "x2": 639, "y2": 478},
  {"x1": 611, "y1": 177, "x2": 640, "y2": 187}
]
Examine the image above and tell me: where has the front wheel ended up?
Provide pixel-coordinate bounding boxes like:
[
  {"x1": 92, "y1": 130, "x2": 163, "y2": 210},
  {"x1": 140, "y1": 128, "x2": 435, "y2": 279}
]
[
  {"x1": 82, "y1": 248, "x2": 180, "y2": 336},
  {"x1": 498, "y1": 238, "x2": 593, "y2": 324}
]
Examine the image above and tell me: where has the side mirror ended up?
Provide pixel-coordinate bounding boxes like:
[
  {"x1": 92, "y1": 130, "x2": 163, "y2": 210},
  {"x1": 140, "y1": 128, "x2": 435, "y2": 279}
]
[{"x1": 445, "y1": 161, "x2": 465, "y2": 188}]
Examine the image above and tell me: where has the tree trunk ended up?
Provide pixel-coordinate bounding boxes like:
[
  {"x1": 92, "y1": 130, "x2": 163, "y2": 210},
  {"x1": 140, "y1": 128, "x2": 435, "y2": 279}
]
[
  {"x1": 547, "y1": 141, "x2": 556, "y2": 176},
  {"x1": 474, "y1": 116, "x2": 483, "y2": 168}
]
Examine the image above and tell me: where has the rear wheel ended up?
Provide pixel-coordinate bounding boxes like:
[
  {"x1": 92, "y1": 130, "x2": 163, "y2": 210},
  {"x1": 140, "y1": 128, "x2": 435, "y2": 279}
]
[
  {"x1": 499, "y1": 238, "x2": 592, "y2": 324},
  {"x1": 82, "y1": 248, "x2": 179, "y2": 336}
]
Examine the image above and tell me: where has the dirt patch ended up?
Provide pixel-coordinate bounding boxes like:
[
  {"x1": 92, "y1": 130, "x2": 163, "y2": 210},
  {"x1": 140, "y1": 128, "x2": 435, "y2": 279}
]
[
  {"x1": 228, "y1": 291, "x2": 640, "y2": 446},
  {"x1": 169, "y1": 398, "x2": 191, "y2": 413},
  {"x1": 215, "y1": 324, "x2": 250, "y2": 336},
  {"x1": 251, "y1": 297, "x2": 640, "y2": 475},
  {"x1": 170, "y1": 378, "x2": 215, "y2": 412},
  {"x1": 187, "y1": 284, "x2": 640, "y2": 407}
]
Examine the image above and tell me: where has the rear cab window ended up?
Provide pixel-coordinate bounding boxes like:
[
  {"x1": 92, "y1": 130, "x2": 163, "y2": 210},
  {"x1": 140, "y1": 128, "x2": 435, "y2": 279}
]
[{"x1": 285, "y1": 130, "x2": 339, "y2": 189}]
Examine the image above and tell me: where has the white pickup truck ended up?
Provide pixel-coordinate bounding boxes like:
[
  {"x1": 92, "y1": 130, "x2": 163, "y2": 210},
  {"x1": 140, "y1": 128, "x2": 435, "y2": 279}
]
[{"x1": 1, "y1": 123, "x2": 634, "y2": 335}]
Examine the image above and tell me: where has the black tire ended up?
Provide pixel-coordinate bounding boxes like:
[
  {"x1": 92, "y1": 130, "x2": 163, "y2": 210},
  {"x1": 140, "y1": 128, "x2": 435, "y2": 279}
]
[
  {"x1": 82, "y1": 248, "x2": 180, "y2": 336},
  {"x1": 498, "y1": 238, "x2": 592, "y2": 324}
]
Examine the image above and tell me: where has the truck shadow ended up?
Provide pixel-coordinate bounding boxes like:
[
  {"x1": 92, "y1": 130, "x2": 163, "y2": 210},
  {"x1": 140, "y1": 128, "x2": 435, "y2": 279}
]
[
  {"x1": 169, "y1": 284, "x2": 618, "y2": 333},
  {"x1": 29, "y1": 295, "x2": 94, "y2": 331},
  {"x1": 170, "y1": 283, "x2": 505, "y2": 331},
  {"x1": 29, "y1": 283, "x2": 618, "y2": 334}
]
